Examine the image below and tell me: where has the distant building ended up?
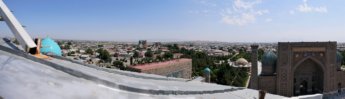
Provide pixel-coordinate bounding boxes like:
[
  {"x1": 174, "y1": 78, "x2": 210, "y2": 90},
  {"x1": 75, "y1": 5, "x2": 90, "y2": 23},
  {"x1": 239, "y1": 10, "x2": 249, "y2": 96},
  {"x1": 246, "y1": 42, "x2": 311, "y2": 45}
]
[
  {"x1": 207, "y1": 49, "x2": 230, "y2": 56},
  {"x1": 250, "y1": 42, "x2": 345, "y2": 97},
  {"x1": 235, "y1": 58, "x2": 249, "y2": 66},
  {"x1": 154, "y1": 42, "x2": 161, "y2": 48},
  {"x1": 79, "y1": 54, "x2": 89, "y2": 60},
  {"x1": 173, "y1": 53, "x2": 183, "y2": 59},
  {"x1": 79, "y1": 49, "x2": 85, "y2": 54},
  {"x1": 160, "y1": 47, "x2": 169, "y2": 52},
  {"x1": 128, "y1": 58, "x2": 192, "y2": 79},
  {"x1": 138, "y1": 40, "x2": 147, "y2": 49},
  {"x1": 229, "y1": 58, "x2": 251, "y2": 68}
]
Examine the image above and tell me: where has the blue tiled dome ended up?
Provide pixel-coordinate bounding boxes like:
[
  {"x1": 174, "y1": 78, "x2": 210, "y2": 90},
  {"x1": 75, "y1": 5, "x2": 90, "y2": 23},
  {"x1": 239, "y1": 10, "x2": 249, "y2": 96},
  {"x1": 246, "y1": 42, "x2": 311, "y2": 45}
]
[
  {"x1": 40, "y1": 37, "x2": 62, "y2": 56},
  {"x1": 204, "y1": 67, "x2": 211, "y2": 75},
  {"x1": 337, "y1": 51, "x2": 343, "y2": 64},
  {"x1": 261, "y1": 51, "x2": 277, "y2": 67}
]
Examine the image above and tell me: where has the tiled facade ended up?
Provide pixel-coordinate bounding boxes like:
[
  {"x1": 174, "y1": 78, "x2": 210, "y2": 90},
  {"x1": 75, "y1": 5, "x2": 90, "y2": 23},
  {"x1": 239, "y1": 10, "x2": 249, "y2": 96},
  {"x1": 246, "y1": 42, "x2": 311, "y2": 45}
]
[{"x1": 251, "y1": 42, "x2": 345, "y2": 97}]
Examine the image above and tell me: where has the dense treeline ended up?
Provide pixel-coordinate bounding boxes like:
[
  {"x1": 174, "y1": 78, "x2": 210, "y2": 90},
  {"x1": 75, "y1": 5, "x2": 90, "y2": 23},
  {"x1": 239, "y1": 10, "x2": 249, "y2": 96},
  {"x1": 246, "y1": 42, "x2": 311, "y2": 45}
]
[
  {"x1": 169, "y1": 45, "x2": 251, "y2": 87},
  {"x1": 214, "y1": 63, "x2": 249, "y2": 87}
]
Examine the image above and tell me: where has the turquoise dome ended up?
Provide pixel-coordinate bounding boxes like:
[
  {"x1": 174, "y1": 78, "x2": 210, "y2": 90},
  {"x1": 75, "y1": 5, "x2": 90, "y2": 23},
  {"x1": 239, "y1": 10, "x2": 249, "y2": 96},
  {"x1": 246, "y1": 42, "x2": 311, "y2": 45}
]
[
  {"x1": 40, "y1": 37, "x2": 62, "y2": 56},
  {"x1": 261, "y1": 51, "x2": 277, "y2": 67},
  {"x1": 204, "y1": 67, "x2": 211, "y2": 75},
  {"x1": 337, "y1": 51, "x2": 343, "y2": 64}
]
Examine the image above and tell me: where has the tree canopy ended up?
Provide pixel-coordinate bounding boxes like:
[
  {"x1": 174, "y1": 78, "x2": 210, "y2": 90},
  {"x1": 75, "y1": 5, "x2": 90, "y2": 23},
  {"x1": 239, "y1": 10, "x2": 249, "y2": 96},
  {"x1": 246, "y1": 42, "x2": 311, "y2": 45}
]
[
  {"x1": 86, "y1": 48, "x2": 93, "y2": 55},
  {"x1": 113, "y1": 61, "x2": 125, "y2": 70},
  {"x1": 145, "y1": 50, "x2": 153, "y2": 57},
  {"x1": 163, "y1": 52, "x2": 173, "y2": 59},
  {"x1": 174, "y1": 47, "x2": 249, "y2": 87},
  {"x1": 133, "y1": 51, "x2": 140, "y2": 58},
  {"x1": 97, "y1": 48, "x2": 111, "y2": 62}
]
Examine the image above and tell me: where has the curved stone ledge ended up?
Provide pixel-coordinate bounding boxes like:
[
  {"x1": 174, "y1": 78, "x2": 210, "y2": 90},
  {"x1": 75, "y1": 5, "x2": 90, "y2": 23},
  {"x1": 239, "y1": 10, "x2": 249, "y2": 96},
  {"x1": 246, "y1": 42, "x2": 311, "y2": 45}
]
[{"x1": 0, "y1": 45, "x2": 245, "y2": 95}]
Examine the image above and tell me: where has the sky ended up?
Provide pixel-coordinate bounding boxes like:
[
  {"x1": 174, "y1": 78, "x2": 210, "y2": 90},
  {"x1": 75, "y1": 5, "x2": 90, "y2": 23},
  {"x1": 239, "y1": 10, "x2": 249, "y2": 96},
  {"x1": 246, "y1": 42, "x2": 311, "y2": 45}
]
[{"x1": 1, "y1": 0, "x2": 345, "y2": 42}]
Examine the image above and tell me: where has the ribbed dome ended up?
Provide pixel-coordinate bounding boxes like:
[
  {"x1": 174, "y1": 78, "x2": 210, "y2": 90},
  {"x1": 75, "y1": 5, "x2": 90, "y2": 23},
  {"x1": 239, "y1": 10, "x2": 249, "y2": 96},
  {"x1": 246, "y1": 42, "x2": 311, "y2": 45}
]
[
  {"x1": 204, "y1": 67, "x2": 211, "y2": 75},
  {"x1": 40, "y1": 37, "x2": 62, "y2": 56},
  {"x1": 235, "y1": 58, "x2": 249, "y2": 66},
  {"x1": 261, "y1": 51, "x2": 277, "y2": 67},
  {"x1": 337, "y1": 51, "x2": 343, "y2": 64}
]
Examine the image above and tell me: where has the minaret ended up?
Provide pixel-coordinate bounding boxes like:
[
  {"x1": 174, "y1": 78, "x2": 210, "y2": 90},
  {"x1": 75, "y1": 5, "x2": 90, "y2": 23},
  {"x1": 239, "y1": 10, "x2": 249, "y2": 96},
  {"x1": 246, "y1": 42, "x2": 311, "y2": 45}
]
[{"x1": 250, "y1": 44, "x2": 259, "y2": 89}]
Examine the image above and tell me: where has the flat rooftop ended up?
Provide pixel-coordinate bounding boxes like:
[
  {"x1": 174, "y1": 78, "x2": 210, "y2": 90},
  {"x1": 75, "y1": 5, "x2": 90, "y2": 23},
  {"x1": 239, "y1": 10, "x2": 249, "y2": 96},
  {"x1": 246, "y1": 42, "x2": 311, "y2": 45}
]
[{"x1": 130, "y1": 58, "x2": 191, "y2": 71}]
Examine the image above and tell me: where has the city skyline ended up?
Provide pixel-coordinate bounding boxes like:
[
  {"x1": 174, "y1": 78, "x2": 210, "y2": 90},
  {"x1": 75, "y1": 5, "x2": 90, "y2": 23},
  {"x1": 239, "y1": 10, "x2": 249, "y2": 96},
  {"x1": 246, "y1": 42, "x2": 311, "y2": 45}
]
[
  {"x1": 1, "y1": 0, "x2": 345, "y2": 42},
  {"x1": 3, "y1": 0, "x2": 345, "y2": 98}
]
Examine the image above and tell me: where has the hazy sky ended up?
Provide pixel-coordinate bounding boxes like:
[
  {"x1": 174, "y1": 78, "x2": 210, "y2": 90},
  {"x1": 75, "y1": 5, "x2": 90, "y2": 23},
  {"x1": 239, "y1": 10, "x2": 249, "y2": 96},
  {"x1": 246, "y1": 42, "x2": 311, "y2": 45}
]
[{"x1": 1, "y1": 0, "x2": 345, "y2": 42}]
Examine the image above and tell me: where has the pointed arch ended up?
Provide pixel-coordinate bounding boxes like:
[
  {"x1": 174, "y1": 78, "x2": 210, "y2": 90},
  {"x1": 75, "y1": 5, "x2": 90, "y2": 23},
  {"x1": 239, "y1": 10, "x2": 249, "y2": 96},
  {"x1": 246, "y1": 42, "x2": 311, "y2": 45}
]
[
  {"x1": 292, "y1": 56, "x2": 325, "y2": 96},
  {"x1": 293, "y1": 56, "x2": 325, "y2": 72}
]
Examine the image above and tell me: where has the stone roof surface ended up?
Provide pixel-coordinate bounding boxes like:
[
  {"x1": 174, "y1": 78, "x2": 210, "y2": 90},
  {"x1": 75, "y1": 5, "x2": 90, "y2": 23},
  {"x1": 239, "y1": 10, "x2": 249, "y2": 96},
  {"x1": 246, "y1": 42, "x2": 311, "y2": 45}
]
[
  {"x1": 130, "y1": 59, "x2": 191, "y2": 71},
  {"x1": 0, "y1": 39, "x2": 287, "y2": 99}
]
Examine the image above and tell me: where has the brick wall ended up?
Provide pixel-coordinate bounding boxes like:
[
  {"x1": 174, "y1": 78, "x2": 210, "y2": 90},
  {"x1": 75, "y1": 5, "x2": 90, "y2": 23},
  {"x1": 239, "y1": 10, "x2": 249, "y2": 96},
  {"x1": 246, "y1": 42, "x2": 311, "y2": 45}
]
[{"x1": 259, "y1": 76, "x2": 277, "y2": 94}]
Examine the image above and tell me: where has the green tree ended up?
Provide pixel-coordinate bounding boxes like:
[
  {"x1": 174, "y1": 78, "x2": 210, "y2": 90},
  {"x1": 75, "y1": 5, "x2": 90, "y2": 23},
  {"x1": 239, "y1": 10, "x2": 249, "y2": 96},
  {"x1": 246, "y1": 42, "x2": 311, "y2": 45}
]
[
  {"x1": 258, "y1": 48, "x2": 264, "y2": 61},
  {"x1": 133, "y1": 51, "x2": 140, "y2": 58},
  {"x1": 143, "y1": 57, "x2": 153, "y2": 63},
  {"x1": 113, "y1": 61, "x2": 125, "y2": 70},
  {"x1": 163, "y1": 52, "x2": 173, "y2": 59},
  {"x1": 156, "y1": 55, "x2": 163, "y2": 61},
  {"x1": 64, "y1": 45, "x2": 70, "y2": 49},
  {"x1": 155, "y1": 49, "x2": 162, "y2": 54},
  {"x1": 228, "y1": 48, "x2": 233, "y2": 53},
  {"x1": 97, "y1": 48, "x2": 111, "y2": 62},
  {"x1": 214, "y1": 63, "x2": 249, "y2": 87},
  {"x1": 219, "y1": 47, "x2": 224, "y2": 51},
  {"x1": 145, "y1": 50, "x2": 153, "y2": 57},
  {"x1": 173, "y1": 44, "x2": 179, "y2": 49},
  {"x1": 167, "y1": 44, "x2": 179, "y2": 53},
  {"x1": 341, "y1": 51, "x2": 345, "y2": 66},
  {"x1": 86, "y1": 48, "x2": 93, "y2": 55}
]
